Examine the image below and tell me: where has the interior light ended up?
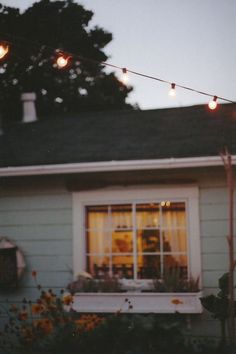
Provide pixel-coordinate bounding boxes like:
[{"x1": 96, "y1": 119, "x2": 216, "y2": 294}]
[
  {"x1": 208, "y1": 96, "x2": 218, "y2": 110},
  {"x1": 121, "y1": 67, "x2": 129, "y2": 85},
  {"x1": 56, "y1": 54, "x2": 70, "y2": 69},
  {"x1": 169, "y1": 83, "x2": 176, "y2": 97},
  {"x1": 0, "y1": 44, "x2": 9, "y2": 60}
]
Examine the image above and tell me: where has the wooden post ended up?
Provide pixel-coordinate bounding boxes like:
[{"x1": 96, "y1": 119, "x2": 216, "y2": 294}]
[{"x1": 220, "y1": 148, "x2": 235, "y2": 347}]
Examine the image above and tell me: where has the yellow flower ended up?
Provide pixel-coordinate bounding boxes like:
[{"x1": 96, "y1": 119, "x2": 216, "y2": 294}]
[{"x1": 171, "y1": 298, "x2": 183, "y2": 305}]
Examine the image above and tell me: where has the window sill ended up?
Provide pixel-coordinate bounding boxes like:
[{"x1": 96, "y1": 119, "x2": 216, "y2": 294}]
[{"x1": 72, "y1": 291, "x2": 202, "y2": 314}]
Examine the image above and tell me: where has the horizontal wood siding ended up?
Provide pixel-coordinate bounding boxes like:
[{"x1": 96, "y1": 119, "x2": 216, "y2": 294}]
[
  {"x1": 192, "y1": 182, "x2": 236, "y2": 338},
  {"x1": 199, "y1": 185, "x2": 236, "y2": 290},
  {"x1": 0, "y1": 173, "x2": 235, "y2": 339},
  {"x1": 0, "y1": 191, "x2": 73, "y2": 303}
]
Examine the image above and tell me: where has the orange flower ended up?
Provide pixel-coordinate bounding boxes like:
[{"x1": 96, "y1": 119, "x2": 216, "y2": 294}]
[
  {"x1": 75, "y1": 314, "x2": 104, "y2": 332},
  {"x1": 32, "y1": 270, "x2": 37, "y2": 278},
  {"x1": 9, "y1": 304, "x2": 18, "y2": 313},
  {"x1": 31, "y1": 303, "x2": 45, "y2": 315},
  {"x1": 41, "y1": 291, "x2": 55, "y2": 304},
  {"x1": 18, "y1": 310, "x2": 28, "y2": 321},
  {"x1": 34, "y1": 318, "x2": 54, "y2": 334},
  {"x1": 63, "y1": 294, "x2": 73, "y2": 306},
  {"x1": 21, "y1": 325, "x2": 35, "y2": 342},
  {"x1": 171, "y1": 298, "x2": 183, "y2": 305}
]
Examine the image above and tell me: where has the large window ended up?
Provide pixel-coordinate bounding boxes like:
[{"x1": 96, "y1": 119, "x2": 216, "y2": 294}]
[
  {"x1": 86, "y1": 202, "x2": 187, "y2": 280},
  {"x1": 73, "y1": 186, "x2": 201, "y2": 286}
]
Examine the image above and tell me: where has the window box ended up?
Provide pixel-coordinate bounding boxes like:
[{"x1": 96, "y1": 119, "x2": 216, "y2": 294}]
[{"x1": 72, "y1": 291, "x2": 202, "y2": 314}]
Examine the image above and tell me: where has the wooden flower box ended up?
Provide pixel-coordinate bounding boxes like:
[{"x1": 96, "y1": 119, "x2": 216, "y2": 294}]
[{"x1": 72, "y1": 291, "x2": 202, "y2": 314}]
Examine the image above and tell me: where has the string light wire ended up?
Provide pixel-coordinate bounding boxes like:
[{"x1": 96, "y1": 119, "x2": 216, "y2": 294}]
[{"x1": 0, "y1": 32, "x2": 236, "y2": 105}]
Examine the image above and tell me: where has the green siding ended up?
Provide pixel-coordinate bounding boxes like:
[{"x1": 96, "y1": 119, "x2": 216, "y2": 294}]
[
  {"x1": 0, "y1": 172, "x2": 235, "y2": 339},
  {"x1": 0, "y1": 191, "x2": 73, "y2": 304}
]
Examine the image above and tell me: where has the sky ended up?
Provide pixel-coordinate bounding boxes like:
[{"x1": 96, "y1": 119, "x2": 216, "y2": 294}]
[{"x1": 1, "y1": 0, "x2": 236, "y2": 110}]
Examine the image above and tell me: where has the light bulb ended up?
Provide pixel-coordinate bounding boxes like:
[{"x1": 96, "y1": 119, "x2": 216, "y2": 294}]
[
  {"x1": 169, "y1": 83, "x2": 176, "y2": 97},
  {"x1": 208, "y1": 96, "x2": 218, "y2": 110},
  {"x1": 121, "y1": 67, "x2": 128, "y2": 85},
  {"x1": 0, "y1": 44, "x2": 9, "y2": 60},
  {"x1": 56, "y1": 54, "x2": 70, "y2": 68}
]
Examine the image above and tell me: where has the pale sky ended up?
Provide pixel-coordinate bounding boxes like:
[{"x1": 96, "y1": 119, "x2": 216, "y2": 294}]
[{"x1": 1, "y1": 0, "x2": 236, "y2": 109}]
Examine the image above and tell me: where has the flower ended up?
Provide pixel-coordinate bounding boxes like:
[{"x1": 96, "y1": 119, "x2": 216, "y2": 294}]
[
  {"x1": 18, "y1": 310, "x2": 28, "y2": 321},
  {"x1": 34, "y1": 319, "x2": 54, "y2": 334},
  {"x1": 62, "y1": 294, "x2": 73, "y2": 306},
  {"x1": 32, "y1": 270, "x2": 37, "y2": 278},
  {"x1": 31, "y1": 303, "x2": 45, "y2": 315},
  {"x1": 171, "y1": 298, "x2": 183, "y2": 305},
  {"x1": 75, "y1": 314, "x2": 104, "y2": 332}
]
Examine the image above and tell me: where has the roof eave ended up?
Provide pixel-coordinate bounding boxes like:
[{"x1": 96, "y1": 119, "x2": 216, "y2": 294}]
[{"x1": 0, "y1": 155, "x2": 235, "y2": 177}]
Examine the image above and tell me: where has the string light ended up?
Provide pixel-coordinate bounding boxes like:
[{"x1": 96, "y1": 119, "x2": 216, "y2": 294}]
[
  {"x1": 0, "y1": 43, "x2": 9, "y2": 60},
  {"x1": 169, "y1": 83, "x2": 176, "y2": 97},
  {"x1": 0, "y1": 34, "x2": 235, "y2": 108},
  {"x1": 208, "y1": 96, "x2": 218, "y2": 110},
  {"x1": 121, "y1": 67, "x2": 129, "y2": 85},
  {"x1": 56, "y1": 53, "x2": 71, "y2": 69}
]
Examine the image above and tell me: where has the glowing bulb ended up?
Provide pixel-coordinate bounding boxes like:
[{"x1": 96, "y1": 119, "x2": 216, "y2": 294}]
[
  {"x1": 56, "y1": 54, "x2": 70, "y2": 68},
  {"x1": 0, "y1": 44, "x2": 9, "y2": 60},
  {"x1": 169, "y1": 83, "x2": 176, "y2": 97},
  {"x1": 121, "y1": 67, "x2": 129, "y2": 85},
  {"x1": 208, "y1": 96, "x2": 218, "y2": 110}
]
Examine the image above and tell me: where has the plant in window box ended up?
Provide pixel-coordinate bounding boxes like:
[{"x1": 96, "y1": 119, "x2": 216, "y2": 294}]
[
  {"x1": 67, "y1": 272, "x2": 124, "y2": 294},
  {"x1": 152, "y1": 268, "x2": 200, "y2": 293}
]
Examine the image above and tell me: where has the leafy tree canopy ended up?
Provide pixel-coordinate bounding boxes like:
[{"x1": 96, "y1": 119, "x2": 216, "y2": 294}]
[{"x1": 0, "y1": 0, "x2": 133, "y2": 124}]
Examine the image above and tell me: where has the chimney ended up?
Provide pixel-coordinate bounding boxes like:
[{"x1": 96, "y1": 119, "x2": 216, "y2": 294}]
[{"x1": 21, "y1": 92, "x2": 37, "y2": 123}]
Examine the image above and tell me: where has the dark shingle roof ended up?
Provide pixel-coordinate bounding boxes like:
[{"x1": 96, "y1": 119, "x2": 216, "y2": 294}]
[{"x1": 1, "y1": 104, "x2": 236, "y2": 167}]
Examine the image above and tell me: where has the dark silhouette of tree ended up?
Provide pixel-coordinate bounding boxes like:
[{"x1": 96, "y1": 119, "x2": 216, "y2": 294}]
[{"x1": 0, "y1": 0, "x2": 133, "y2": 124}]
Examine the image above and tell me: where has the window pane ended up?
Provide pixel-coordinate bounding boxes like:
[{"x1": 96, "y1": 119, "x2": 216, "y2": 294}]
[
  {"x1": 137, "y1": 255, "x2": 161, "y2": 279},
  {"x1": 163, "y1": 255, "x2": 188, "y2": 278},
  {"x1": 112, "y1": 256, "x2": 133, "y2": 278},
  {"x1": 137, "y1": 229, "x2": 160, "y2": 253},
  {"x1": 112, "y1": 231, "x2": 133, "y2": 253},
  {"x1": 162, "y1": 230, "x2": 187, "y2": 253},
  {"x1": 111, "y1": 204, "x2": 132, "y2": 229},
  {"x1": 86, "y1": 231, "x2": 110, "y2": 254},
  {"x1": 87, "y1": 256, "x2": 109, "y2": 278},
  {"x1": 86, "y1": 205, "x2": 109, "y2": 230},
  {"x1": 136, "y1": 203, "x2": 159, "y2": 228},
  {"x1": 162, "y1": 202, "x2": 186, "y2": 228}
]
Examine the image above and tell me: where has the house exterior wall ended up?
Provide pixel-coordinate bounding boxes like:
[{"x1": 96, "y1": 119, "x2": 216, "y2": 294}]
[{"x1": 0, "y1": 168, "x2": 235, "y2": 338}]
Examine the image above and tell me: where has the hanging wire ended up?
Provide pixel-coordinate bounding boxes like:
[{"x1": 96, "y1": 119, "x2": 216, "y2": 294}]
[{"x1": 0, "y1": 32, "x2": 236, "y2": 105}]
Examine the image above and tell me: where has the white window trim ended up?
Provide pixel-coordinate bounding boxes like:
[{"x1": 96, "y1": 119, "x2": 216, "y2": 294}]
[{"x1": 73, "y1": 184, "x2": 201, "y2": 288}]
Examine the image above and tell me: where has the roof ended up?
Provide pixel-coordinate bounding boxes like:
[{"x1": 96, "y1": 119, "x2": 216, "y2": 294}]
[{"x1": 1, "y1": 104, "x2": 236, "y2": 168}]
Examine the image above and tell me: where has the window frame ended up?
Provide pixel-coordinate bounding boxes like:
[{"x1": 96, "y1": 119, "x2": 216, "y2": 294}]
[{"x1": 72, "y1": 185, "x2": 201, "y2": 290}]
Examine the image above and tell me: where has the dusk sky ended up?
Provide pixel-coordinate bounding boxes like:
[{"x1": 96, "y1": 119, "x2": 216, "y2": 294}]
[{"x1": 2, "y1": 0, "x2": 236, "y2": 110}]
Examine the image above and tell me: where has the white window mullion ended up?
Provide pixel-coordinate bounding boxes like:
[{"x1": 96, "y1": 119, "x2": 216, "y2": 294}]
[{"x1": 132, "y1": 203, "x2": 137, "y2": 280}]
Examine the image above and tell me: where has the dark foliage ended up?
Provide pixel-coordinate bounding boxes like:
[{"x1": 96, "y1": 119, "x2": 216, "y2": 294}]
[{"x1": 0, "y1": 0, "x2": 133, "y2": 124}]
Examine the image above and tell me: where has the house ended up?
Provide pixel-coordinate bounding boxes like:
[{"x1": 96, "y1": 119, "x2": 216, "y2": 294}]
[{"x1": 0, "y1": 94, "x2": 236, "y2": 338}]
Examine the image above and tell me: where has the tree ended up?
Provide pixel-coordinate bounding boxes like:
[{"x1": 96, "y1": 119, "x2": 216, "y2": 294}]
[{"x1": 0, "y1": 0, "x2": 133, "y2": 124}]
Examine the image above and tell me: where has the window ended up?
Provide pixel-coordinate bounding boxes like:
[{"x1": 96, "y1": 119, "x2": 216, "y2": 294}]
[{"x1": 73, "y1": 186, "x2": 201, "y2": 288}]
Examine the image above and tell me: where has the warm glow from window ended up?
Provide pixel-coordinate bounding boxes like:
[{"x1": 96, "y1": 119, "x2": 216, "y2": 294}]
[{"x1": 85, "y1": 202, "x2": 187, "y2": 280}]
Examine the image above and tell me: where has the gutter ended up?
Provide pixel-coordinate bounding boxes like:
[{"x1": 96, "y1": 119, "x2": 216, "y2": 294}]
[{"x1": 0, "y1": 155, "x2": 235, "y2": 177}]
